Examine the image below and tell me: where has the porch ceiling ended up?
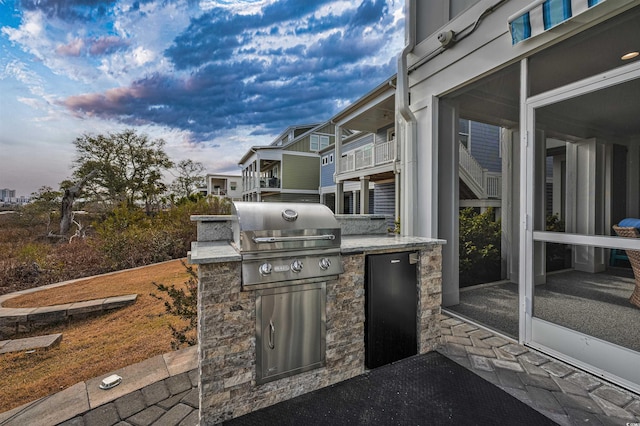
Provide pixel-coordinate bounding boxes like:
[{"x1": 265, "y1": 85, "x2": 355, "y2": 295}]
[
  {"x1": 342, "y1": 96, "x2": 395, "y2": 133},
  {"x1": 450, "y1": 5, "x2": 640, "y2": 140}
]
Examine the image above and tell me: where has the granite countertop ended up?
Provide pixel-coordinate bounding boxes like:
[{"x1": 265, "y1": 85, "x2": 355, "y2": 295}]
[
  {"x1": 189, "y1": 235, "x2": 445, "y2": 264},
  {"x1": 340, "y1": 235, "x2": 445, "y2": 254}
]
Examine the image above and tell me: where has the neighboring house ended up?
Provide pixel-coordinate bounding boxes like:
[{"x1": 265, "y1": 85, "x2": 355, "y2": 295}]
[
  {"x1": 319, "y1": 76, "x2": 502, "y2": 227},
  {"x1": 321, "y1": 77, "x2": 399, "y2": 228},
  {"x1": 239, "y1": 122, "x2": 350, "y2": 203},
  {"x1": 397, "y1": 0, "x2": 640, "y2": 393},
  {"x1": 201, "y1": 174, "x2": 242, "y2": 200}
]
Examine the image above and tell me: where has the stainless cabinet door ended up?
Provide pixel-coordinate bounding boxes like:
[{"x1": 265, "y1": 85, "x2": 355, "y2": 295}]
[{"x1": 256, "y1": 282, "x2": 326, "y2": 384}]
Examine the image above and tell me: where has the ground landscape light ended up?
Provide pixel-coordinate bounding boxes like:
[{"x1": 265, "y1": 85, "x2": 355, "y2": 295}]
[{"x1": 621, "y1": 51, "x2": 639, "y2": 60}]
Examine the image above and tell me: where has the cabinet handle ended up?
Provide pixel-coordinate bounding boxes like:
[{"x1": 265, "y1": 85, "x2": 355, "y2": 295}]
[{"x1": 268, "y1": 320, "x2": 275, "y2": 349}]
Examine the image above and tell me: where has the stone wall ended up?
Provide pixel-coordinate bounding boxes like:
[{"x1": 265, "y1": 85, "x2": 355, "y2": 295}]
[{"x1": 197, "y1": 247, "x2": 442, "y2": 425}]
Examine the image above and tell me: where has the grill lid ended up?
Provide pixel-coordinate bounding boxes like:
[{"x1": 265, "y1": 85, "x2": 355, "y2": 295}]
[{"x1": 232, "y1": 202, "x2": 341, "y2": 253}]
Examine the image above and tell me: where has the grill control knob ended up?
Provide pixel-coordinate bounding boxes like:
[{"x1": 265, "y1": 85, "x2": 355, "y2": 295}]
[
  {"x1": 319, "y1": 257, "x2": 331, "y2": 270},
  {"x1": 291, "y1": 259, "x2": 303, "y2": 273},
  {"x1": 259, "y1": 263, "x2": 273, "y2": 276}
]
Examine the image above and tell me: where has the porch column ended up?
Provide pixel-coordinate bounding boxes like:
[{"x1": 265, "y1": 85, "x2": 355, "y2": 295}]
[
  {"x1": 566, "y1": 138, "x2": 610, "y2": 273},
  {"x1": 336, "y1": 182, "x2": 344, "y2": 214},
  {"x1": 360, "y1": 177, "x2": 370, "y2": 214},
  {"x1": 628, "y1": 142, "x2": 640, "y2": 217},
  {"x1": 352, "y1": 191, "x2": 358, "y2": 214}
]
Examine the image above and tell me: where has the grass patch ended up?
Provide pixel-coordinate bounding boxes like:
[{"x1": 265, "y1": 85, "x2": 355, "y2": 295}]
[{"x1": 0, "y1": 259, "x2": 193, "y2": 413}]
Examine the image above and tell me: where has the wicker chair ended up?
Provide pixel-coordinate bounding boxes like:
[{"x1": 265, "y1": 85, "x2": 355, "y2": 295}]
[{"x1": 612, "y1": 225, "x2": 640, "y2": 308}]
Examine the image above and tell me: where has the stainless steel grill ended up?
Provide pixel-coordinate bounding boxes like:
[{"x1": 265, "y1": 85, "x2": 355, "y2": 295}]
[
  {"x1": 231, "y1": 201, "x2": 343, "y2": 384},
  {"x1": 232, "y1": 202, "x2": 343, "y2": 288}
]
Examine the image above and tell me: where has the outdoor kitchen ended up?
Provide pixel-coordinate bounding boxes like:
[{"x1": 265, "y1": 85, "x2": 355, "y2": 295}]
[{"x1": 189, "y1": 202, "x2": 445, "y2": 425}]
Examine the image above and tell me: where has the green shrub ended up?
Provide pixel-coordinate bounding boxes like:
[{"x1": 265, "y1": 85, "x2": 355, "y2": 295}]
[
  {"x1": 151, "y1": 262, "x2": 198, "y2": 349},
  {"x1": 459, "y1": 207, "x2": 501, "y2": 286}
]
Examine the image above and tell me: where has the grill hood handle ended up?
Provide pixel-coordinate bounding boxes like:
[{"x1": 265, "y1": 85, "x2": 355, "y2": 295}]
[{"x1": 252, "y1": 234, "x2": 336, "y2": 244}]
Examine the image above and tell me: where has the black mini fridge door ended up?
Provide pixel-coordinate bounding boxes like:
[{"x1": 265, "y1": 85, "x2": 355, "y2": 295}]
[{"x1": 365, "y1": 251, "x2": 417, "y2": 369}]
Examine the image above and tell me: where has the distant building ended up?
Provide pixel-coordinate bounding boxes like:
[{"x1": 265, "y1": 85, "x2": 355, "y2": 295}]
[
  {"x1": 0, "y1": 188, "x2": 16, "y2": 202},
  {"x1": 200, "y1": 174, "x2": 243, "y2": 200}
]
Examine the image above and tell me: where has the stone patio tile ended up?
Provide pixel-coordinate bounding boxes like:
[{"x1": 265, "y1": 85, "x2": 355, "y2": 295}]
[
  {"x1": 482, "y1": 336, "x2": 509, "y2": 347},
  {"x1": 564, "y1": 407, "x2": 605, "y2": 426},
  {"x1": 67, "y1": 299, "x2": 105, "y2": 316},
  {"x1": 180, "y1": 389, "x2": 199, "y2": 409},
  {"x1": 553, "y1": 392, "x2": 604, "y2": 414},
  {"x1": 141, "y1": 381, "x2": 171, "y2": 406},
  {"x1": 552, "y1": 376, "x2": 590, "y2": 397},
  {"x1": 0, "y1": 333, "x2": 62, "y2": 354},
  {"x1": 566, "y1": 372, "x2": 602, "y2": 392},
  {"x1": 493, "y1": 348, "x2": 517, "y2": 362},
  {"x1": 440, "y1": 317, "x2": 464, "y2": 327},
  {"x1": 542, "y1": 361, "x2": 575, "y2": 378},
  {"x1": 590, "y1": 394, "x2": 636, "y2": 420},
  {"x1": 163, "y1": 346, "x2": 197, "y2": 376},
  {"x1": 151, "y1": 403, "x2": 193, "y2": 426},
  {"x1": 27, "y1": 305, "x2": 71, "y2": 322},
  {"x1": 157, "y1": 390, "x2": 191, "y2": 410},
  {"x1": 492, "y1": 359, "x2": 524, "y2": 372},
  {"x1": 594, "y1": 413, "x2": 636, "y2": 426},
  {"x1": 495, "y1": 368, "x2": 525, "y2": 390},
  {"x1": 114, "y1": 390, "x2": 147, "y2": 419},
  {"x1": 86, "y1": 355, "x2": 170, "y2": 408},
  {"x1": 626, "y1": 399, "x2": 640, "y2": 416},
  {"x1": 442, "y1": 342, "x2": 468, "y2": 357},
  {"x1": 103, "y1": 294, "x2": 138, "y2": 310},
  {"x1": 520, "y1": 359, "x2": 551, "y2": 377},
  {"x1": 441, "y1": 327, "x2": 452, "y2": 335},
  {"x1": 467, "y1": 329, "x2": 494, "y2": 340},
  {"x1": 469, "y1": 354, "x2": 494, "y2": 372},
  {"x1": 526, "y1": 386, "x2": 565, "y2": 414},
  {"x1": 187, "y1": 370, "x2": 199, "y2": 388},
  {"x1": 126, "y1": 406, "x2": 165, "y2": 426},
  {"x1": 500, "y1": 343, "x2": 529, "y2": 357},
  {"x1": 519, "y1": 351, "x2": 550, "y2": 366},
  {"x1": 451, "y1": 323, "x2": 477, "y2": 336},
  {"x1": 177, "y1": 409, "x2": 199, "y2": 426},
  {"x1": 465, "y1": 345, "x2": 496, "y2": 358},
  {"x1": 58, "y1": 417, "x2": 86, "y2": 426},
  {"x1": 519, "y1": 373, "x2": 561, "y2": 392},
  {"x1": 443, "y1": 335, "x2": 471, "y2": 346},
  {"x1": 591, "y1": 385, "x2": 633, "y2": 407},
  {"x1": 165, "y1": 373, "x2": 193, "y2": 396},
  {"x1": 469, "y1": 335, "x2": 492, "y2": 348},
  {"x1": 82, "y1": 403, "x2": 120, "y2": 426},
  {"x1": 0, "y1": 382, "x2": 89, "y2": 426}
]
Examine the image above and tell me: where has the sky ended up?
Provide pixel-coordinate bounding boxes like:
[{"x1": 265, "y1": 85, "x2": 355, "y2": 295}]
[{"x1": 0, "y1": 0, "x2": 405, "y2": 197}]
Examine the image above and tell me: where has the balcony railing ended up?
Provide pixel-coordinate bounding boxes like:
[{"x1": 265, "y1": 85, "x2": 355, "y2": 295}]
[
  {"x1": 459, "y1": 142, "x2": 502, "y2": 199},
  {"x1": 339, "y1": 139, "x2": 396, "y2": 174}
]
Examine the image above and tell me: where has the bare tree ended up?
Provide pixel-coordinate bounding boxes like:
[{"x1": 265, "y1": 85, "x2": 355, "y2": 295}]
[
  {"x1": 170, "y1": 159, "x2": 206, "y2": 200},
  {"x1": 60, "y1": 170, "x2": 97, "y2": 235}
]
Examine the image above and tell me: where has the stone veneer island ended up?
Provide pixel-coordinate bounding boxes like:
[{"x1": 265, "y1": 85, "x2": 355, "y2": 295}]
[{"x1": 189, "y1": 214, "x2": 445, "y2": 425}]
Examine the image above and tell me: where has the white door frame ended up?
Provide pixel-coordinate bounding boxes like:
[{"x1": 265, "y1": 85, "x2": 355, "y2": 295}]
[{"x1": 521, "y1": 60, "x2": 640, "y2": 393}]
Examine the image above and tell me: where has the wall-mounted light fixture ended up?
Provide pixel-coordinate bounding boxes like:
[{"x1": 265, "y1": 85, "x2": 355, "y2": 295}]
[{"x1": 621, "y1": 51, "x2": 639, "y2": 61}]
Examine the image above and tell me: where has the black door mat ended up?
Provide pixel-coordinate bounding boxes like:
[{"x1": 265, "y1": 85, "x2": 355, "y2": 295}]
[{"x1": 224, "y1": 352, "x2": 557, "y2": 426}]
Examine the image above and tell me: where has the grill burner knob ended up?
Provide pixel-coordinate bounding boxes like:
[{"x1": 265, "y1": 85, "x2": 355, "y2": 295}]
[
  {"x1": 291, "y1": 259, "x2": 303, "y2": 273},
  {"x1": 259, "y1": 263, "x2": 273, "y2": 276},
  {"x1": 319, "y1": 257, "x2": 331, "y2": 270}
]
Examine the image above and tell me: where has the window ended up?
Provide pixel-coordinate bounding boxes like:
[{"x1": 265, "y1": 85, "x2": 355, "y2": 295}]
[
  {"x1": 230, "y1": 182, "x2": 237, "y2": 191},
  {"x1": 459, "y1": 119, "x2": 470, "y2": 150},
  {"x1": 322, "y1": 155, "x2": 329, "y2": 166},
  {"x1": 387, "y1": 128, "x2": 395, "y2": 142},
  {"x1": 310, "y1": 134, "x2": 330, "y2": 151},
  {"x1": 329, "y1": 153, "x2": 334, "y2": 164}
]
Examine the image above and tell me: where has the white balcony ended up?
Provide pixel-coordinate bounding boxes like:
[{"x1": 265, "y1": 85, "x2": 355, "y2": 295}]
[{"x1": 339, "y1": 139, "x2": 396, "y2": 174}]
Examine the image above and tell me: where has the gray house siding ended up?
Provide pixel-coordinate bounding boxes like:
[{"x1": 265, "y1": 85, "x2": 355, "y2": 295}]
[
  {"x1": 468, "y1": 121, "x2": 501, "y2": 173},
  {"x1": 342, "y1": 133, "x2": 374, "y2": 153},
  {"x1": 375, "y1": 124, "x2": 394, "y2": 143},
  {"x1": 320, "y1": 148, "x2": 335, "y2": 188},
  {"x1": 373, "y1": 182, "x2": 395, "y2": 228}
]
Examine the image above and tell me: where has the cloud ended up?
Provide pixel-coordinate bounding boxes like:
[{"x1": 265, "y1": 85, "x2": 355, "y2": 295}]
[
  {"x1": 57, "y1": 0, "x2": 401, "y2": 144},
  {"x1": 18, "y1": 0, "x2": 116, "y2": 21}
]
